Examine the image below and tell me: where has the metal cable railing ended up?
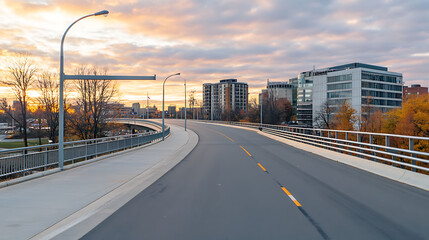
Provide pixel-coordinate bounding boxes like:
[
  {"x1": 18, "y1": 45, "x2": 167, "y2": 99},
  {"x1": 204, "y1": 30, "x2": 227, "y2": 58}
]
[
  {"x1": 0, "y1": 120, "x2": 169, "y2": 178},
  {"x1": 202, "y1": 120, "x2": 429, "y2": 173}
]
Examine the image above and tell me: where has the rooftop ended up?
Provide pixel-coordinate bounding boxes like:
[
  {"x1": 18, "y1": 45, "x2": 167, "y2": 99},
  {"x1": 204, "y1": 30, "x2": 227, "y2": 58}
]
[{"x1": 301, "y1": 62, "x2": 391, "y2": 76}]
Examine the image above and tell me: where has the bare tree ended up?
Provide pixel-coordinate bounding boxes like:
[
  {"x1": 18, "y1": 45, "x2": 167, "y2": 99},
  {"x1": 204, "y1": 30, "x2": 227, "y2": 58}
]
[
  {"x1": 314, "y1": 100, "x2": 333, "y2": 129},
  {"x1": 0, "y1": 53, "x2": 37, "y2": 147},
  {"x1": 70, "y1": 66, "x2": 118, "y2": 140},
  {"x1": 188, "y1": 89, "x2": 196, "y2": 119},
  {"x1": 244, "y1": 97, "x2": 260, "y2": 123},
  {"x1": 260, "y1": 92, "x2": 293, "y2": 124},
  {"x1": 36, "y1": 71, "x2": 61, "y2": 142}
]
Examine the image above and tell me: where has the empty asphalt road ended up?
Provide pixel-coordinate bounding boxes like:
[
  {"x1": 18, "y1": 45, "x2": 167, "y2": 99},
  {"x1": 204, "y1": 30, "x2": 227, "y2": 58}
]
[{"x1": 82, "y1": 120, "x2": 429, "y2": 240}]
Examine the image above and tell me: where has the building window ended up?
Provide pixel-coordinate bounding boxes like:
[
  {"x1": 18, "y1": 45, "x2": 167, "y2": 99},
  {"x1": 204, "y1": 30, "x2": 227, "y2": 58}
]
[
  {"x1": 362, "y1": 81, "x2": 402, "y2": 91},
  {"x1": 327, "y1": 74, "x2": 352, "y2": 83},
  {"x1": 328, "y1": 98, "x2": 352, "y2": 105},
  {"x1": 361, "y1": 90, "x2": 402, "y2": 99},
  {"x1": 362, "y1": 98, "x2": 402, "y2": 106},
  {"x1": 327, "y1": 90, "x2": 352, "y2": 98},
  {"x1": 327, "y1": 82, "x2": 352, "y2": 91},
  {"x1": 361, "y1": 71, "x2": 401, "y2": 84}
]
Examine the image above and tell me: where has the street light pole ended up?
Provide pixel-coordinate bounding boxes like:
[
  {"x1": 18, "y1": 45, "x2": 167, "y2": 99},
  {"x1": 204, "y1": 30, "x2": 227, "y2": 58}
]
[
  {"x1": 147, "y1": 91, "x2": 149, "y2": 119},
  {"x1": 184, "y1": 79, "x2": 187, "y2": 131},
  {"x1": 162, "y1": 73, "x2": 180, "y2": 141},
  {"x1": 260, "y1": 102, "x2": 263, "y2": 130},
  {"x1": 59, "y1": 10, "x2": 109, "y2": 170}
]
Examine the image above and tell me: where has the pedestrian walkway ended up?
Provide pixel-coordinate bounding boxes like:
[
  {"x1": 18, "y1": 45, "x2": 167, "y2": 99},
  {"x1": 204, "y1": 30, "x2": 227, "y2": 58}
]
[{"x1": 0, "y1": 124, "x2": 198, "y2": 240}]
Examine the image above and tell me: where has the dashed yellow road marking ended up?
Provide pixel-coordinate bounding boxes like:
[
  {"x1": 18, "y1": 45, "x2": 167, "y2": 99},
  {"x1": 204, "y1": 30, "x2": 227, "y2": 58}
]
[
  {"x1": 236, "y1": 143, "x2": 302, "y2": 208},
  {"x1": 257, "y1": 163, "x2": 267, "y2": 172},
  {"x1": 240, "y1": 145, "x2": 252, "y2": 156},
  {"x1": 281, "y1": 187, "x2": 302, "y2": 207},
  {"x1": 213, "y1": 130, "x2": 235, "y2": 142}
]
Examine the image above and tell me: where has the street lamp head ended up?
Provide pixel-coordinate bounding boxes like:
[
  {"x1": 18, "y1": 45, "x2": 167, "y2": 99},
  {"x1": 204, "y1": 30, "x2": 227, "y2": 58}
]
[
  {"x1": 94, "y1": 10, "x2": 109, "y2": 17},
  {"x1": 175, "y1": 73, "x2": 181, "y2": 76}
]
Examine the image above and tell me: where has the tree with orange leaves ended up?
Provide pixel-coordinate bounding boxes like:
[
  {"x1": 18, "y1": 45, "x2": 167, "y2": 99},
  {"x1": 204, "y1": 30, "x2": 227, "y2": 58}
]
[
  {"x1": 360, "y1": 96, "x2": 386, "y2": 133},
  {"x1": 384, "y1": 94, "x2": 429, "y2": 137},
  {"x1": 333, "y1": 100, "x2": 358, "y2": 130}
]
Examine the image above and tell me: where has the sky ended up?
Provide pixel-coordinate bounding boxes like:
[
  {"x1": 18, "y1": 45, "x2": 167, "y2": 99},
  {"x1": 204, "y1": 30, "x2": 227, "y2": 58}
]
[{"x1": 0, "y1": 0, "x2": 428, "y2": 108}]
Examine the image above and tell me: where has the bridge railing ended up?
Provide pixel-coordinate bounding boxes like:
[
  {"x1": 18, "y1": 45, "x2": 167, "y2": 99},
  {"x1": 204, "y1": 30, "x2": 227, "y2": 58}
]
[
  {"x1": 0, "y1": 120, "x2": 169, "y2": 179},
  {"x1": 203, "y1": 120, "x2": 429, "y2": 173}
]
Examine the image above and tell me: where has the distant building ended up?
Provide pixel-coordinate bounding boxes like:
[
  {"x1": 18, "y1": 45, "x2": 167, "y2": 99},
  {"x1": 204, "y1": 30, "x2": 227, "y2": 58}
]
[
  {"x1": 120, "y1": 106, "x2": 133, "y2": 117},
  {"x1": 295, "y1": 63, "x2": 403, "y2": 127},
  {"x1": 106, "y1": 102, "x2": 125, "y2": 117},
  {"x1": 168, "y1": 105, "x2": 176, "y2": 118},
  {"x1": 12, "y1": 101, "x2": 21, "y2": 111},
  {"x1": 403, "y1": 84, "x2": 428, "y2": 99},
  {"x1": 259, "y1": 79, "x2": 293, "y2": 105},
  {"x1": 289, "y1": 77, "x2": 298, "y2": 114},
  {"x1": 203, "y1": 79, "x2": 248, "y2": 120},
  {"x1": 178, "y1": 107, "x2": 185, "y2": 118},
  {"x1": 143, "y1": 105, "x2": 157, "y2": 118},
  {"x1": 132, "y1": 102, "x2": 141, "y2": 115}
]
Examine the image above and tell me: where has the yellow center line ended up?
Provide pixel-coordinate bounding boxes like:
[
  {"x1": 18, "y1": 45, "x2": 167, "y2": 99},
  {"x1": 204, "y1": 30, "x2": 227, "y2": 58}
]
[
  {"x1": 240, "y1": 145, "x2": 252, "y2": 156},
  {"x1": 281, "y1": 187, "x2": 302, "y2": 207},
  {"x1": 281, "y1": 187, "x2": 291, "y2": 195},
  {"x1": 257, "y1": 163, "x2": 267, "y2": 172},
  {"x1": 235, "y1": 142, "x2": 302, "y2": 208},
  {"x1": 212, "y1": 130, "x2": 235, "y2": 142}
]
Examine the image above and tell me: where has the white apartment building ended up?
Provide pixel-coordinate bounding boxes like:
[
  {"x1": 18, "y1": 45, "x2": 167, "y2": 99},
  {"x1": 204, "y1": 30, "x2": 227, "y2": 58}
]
[{"x1": 296, "y1": 63, "x2": 403, "y2": 127}]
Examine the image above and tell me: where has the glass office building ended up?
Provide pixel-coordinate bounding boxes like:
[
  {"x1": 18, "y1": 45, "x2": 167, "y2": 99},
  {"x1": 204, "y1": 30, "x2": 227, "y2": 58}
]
[{"x1": 296, "y1": 63, "x2": 403, "y2": 127}]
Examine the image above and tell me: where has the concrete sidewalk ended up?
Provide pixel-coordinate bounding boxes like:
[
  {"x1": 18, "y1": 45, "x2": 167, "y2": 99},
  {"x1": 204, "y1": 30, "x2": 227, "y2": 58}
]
[{"x1": 0, "y1": 124, "x2": 198, "y2": 240}]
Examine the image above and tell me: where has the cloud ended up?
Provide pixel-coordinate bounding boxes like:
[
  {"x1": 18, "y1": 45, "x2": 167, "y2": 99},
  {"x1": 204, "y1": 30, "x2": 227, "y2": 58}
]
[{"x1": 1, "y1": 0, "x2": 429, "y2": 107}]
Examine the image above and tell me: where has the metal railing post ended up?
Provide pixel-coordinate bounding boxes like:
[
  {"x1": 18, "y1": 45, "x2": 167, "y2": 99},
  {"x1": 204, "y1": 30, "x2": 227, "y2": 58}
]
[
  {"x1": 335, "y1": 132, "x2": 339, "y2": 152},
  {"x1": 369, "y1": 134, "x2": 376, "y2": 162},
  {"x1": 385, "y1": 136, "x2": 393, "y2": 166},
  {"x1": 95, "y1": 140, "x2": 98, "y2": 157},
  {"x1": 72, "y1": 143, "x2": 75, "y2": 164},
  {"x1": 44, "y1": 147, "x2": 48, "y2": 171},
  {"x1": 357, "y1": 133, "x2": 362, "y2": 154},
  {"x1": 328, "y1": 131, "x2": 331, "y2": 150},
  {"x1": 85, "y1": 141, "x2": 88, "y2": 160},
  {"x1": 410, "y1": 139, "x2": 416, "y2": 172},
  {"x1": 23, "y1": 149, "x2": 26, "y2": 173}
]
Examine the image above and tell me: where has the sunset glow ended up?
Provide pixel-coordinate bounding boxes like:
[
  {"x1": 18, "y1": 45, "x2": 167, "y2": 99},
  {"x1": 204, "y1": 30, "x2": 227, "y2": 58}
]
[{"x1": 0, "y1": 0, "x2": 428, "y2": 107}]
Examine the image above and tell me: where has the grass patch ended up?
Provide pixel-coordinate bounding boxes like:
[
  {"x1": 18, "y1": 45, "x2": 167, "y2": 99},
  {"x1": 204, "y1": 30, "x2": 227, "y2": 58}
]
[{"x1": 0, "y1": 139, "x2": 49, "y2": 149}]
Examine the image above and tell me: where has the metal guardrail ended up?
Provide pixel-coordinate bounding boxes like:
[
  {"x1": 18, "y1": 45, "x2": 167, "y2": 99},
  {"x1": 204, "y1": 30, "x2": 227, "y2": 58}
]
[
  {"x1": 0, "y1": 120, "x2": 170, "y2": 178},
  {"x1": 203, "y1": 120, "x2": 429, "y2": 173}
]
